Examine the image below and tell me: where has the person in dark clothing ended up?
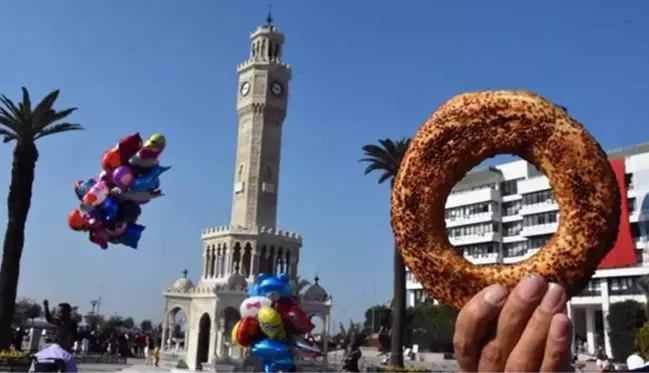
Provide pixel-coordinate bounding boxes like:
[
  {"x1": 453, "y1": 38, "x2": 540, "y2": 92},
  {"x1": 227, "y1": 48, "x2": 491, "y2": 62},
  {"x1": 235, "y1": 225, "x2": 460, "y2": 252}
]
[
  {"x1": 342, "y1": 343, "x2": 362, "y2": 372},
  {"x1": 43, "y1": 300, "x2": 78, "y2": 352}
]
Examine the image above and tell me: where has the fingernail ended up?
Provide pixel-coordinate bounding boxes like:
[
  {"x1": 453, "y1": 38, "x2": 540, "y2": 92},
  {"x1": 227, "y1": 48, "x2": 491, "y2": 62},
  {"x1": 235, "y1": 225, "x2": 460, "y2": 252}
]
[
  {"x1": 540, "y1": 283, "x2": 566, "y2": 312},
  {"x1": 518, "y1": 274, "x2": 546, "y2": 300},
  {"x1": 484, "y1": 284, "x2": 508, "y2": 305},
  {"x1": 550, "y1": 314, "x2": 570, "y2": 339}
]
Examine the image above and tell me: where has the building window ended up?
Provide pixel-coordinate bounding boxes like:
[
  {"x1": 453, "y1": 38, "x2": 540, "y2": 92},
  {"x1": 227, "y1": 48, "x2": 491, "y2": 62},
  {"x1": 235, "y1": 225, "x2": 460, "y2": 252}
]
[
  {"x1": 579, "y1": 279, "x2": 602, "y2": 296},
  {"x1": 609, "y1": 277, "x2": 642, "y2": 296},
  {"x1": 522, "y1": 190, "x2": 555, "y2": 206},
  {"x1": 504, "y1": 241, "x2": 528, "y2": 257},
  {"x1": 445, "y1": 202, "x2": 495, "y2": 220},
  {"x1": 528, "y1": 234, "x2": 553, "y2": 249},
  {"x1": 503, "y1": 201, "x2": 521, "y2": 216},
  {"x1": 457, "y1": 243, "x2": 496, "y2": 257},
  {"x1": 628, "y1": 197, "x2": 636, "y2": 214},
  {"x1": 446, "y1": 222, "x2": 497, "y2": 239},
  {"x1": 450, "y1": 182, "x2": 496, "y2": 195},
  {"x1": 523, "y1": 212, "x2": 558, "y2": 228},
  {"x1": 626, "y1": 173, "x2": 634, "y2": 190},
  {"x1": 413, "y1": 289, "x2": 429, "y2": 306},
  {"x1": 501, "y1": 180, "x2": 519, "y2": 196},
  {"x1": 503, "y1": 222, "x2": 522, "y2": 237}
]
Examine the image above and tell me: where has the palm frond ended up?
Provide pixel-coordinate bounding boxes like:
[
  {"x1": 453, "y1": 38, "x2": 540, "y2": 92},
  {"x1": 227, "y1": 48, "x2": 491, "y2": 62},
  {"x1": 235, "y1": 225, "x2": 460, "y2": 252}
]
[
  {"x1": 0, "y1": 94, "x2": 26, "y2": 123},
  {"x1": 360, "y1": 137, "x2": 411, "y2": 184},
  {"x1": 34, "y1": 122, "x2": 84, "y2": 140},
  {"x1": 36, "y1": 107, "x2": 78, "y2": 133},
  {"x1": 31, "y1": 89, "x2": 60, "y2": 131},
  {"x1": 0, "y1": 112, "x2": 20, "y2": 133},
  {"x1": 20, "y1": 87, "x2": 31, "y2": 114},
  {"x1": 0, "y1": 128, "x2": 17, "y2": 143}
]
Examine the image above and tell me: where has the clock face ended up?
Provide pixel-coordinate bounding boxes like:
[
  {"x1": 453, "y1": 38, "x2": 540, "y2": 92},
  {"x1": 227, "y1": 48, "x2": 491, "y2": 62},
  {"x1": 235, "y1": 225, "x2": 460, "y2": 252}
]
[
  {"x1": 240, "y1": 81, "x2": 251, "y2": 97},
  {"x1": 270, "y1": 81, "x2": 284, "y2": 97}
]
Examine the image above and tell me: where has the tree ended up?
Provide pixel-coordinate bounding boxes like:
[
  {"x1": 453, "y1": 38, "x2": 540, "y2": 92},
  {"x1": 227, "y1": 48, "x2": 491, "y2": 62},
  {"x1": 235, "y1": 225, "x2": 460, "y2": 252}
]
[
  {"x1": 363, "y1": 305, "x2": 390, "y2": 334},
  {"x1": 338, "y1": 320, "x2": 366, "y2": 348},
  {"x1": 70, "y1": 306, "x2": 83, "y2": 324},
  {"x1": 0, "y1": 88, "x2": 83, "y2": 348},
  {"x1": 360, "y1": 138, "x2": 411, "y2": 367},
  {"x1": 140, "y1": 320, "x2": 153, "y2": 332},
  {"x1": 84, "y1": 313, "x2": 105, "y2": 329},
  {"x1": 608, "y1": 300, "x2": 647, "y2": 361},
  {"x1": 104, "y1": 315, "x2": 125, "y2": 332},
  {"x1": 409, "y1": 302, "x2": 458, "y2": 352},
  {"x1": 291, "y1": 276, "x2": 311, "y2": 296},
  {"x1": 12, "y1": 298, "x2": 41, "y2": 326},
  {"x1": 122, "y1": 317, "x2": 135, "y2": 329}
]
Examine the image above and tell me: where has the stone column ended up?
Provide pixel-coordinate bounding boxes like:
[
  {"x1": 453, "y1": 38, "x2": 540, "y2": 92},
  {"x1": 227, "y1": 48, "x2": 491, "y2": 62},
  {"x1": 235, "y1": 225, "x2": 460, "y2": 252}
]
[
  {"x1": 585, "y1": 307, "x2": 596, "y2": 354},
  {"x1": 250, "y1": 250, "x2": 260, "y2": 280},
  {"x1": 203, "y1": 250, "x2": 208, "y2": 279},
  {"x1": 601, "y1": 278, "x2": 612, "y2": 358},
  {"x1": 323, "y1": 312, "x2": 330, "y2": 365},
  {"x1": 216, "y1": 317, "x2": 225, "y2": 358},
  {"x1": 271, "y1": 251, "x2": 279, "y2": 275},
  {"x1": 566, "y1": 301, "x2": 575, "y2": 354},
  {"x1": 223, "y1": 247, "x2": 231, "y2": 277},
  {"x1": 208, "y1": 329, "x2": 217, "y2": 363}
]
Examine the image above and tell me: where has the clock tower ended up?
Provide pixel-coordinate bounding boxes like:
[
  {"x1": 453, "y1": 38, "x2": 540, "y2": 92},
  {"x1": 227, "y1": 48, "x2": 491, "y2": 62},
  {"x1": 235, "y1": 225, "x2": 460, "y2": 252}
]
[{"x1": 232, "y1": 13, "x2": 291, "y2": 230}]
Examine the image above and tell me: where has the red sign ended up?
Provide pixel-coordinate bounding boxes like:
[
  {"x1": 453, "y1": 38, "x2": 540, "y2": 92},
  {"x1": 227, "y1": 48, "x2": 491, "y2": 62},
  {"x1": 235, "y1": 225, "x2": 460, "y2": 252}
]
[{"x1": 597, "y1": 158, "x2": 637, "y2": 269}]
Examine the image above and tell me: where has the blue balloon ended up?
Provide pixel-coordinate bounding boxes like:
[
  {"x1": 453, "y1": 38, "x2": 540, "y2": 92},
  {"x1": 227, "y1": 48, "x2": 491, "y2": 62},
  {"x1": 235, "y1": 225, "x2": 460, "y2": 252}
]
[
  {"x1": 119, "y1": 224, "x2": 145, "y2": 249},
  {"x1": 251, "y1": 339, "x2": 294, "y2": 373},
  {"x1": 129, "y1": 165, "x2": 171, "y2": 193},
  {"x1": 258, "y1": 273, "x2": 292, "y2": 299},
  {"x1": 101, "y1": 196, "x2": 120, "y2": 224}
]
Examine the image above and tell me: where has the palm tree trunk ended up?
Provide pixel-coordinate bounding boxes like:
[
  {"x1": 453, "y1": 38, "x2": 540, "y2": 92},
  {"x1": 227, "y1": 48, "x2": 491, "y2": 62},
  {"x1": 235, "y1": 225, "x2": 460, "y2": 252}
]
[
  {"x1": 0, "y1": 142, "x2": 37, "y2": 349},
  {"x1": 389, "y1": 243, "x2": 406, "y2": 367}
]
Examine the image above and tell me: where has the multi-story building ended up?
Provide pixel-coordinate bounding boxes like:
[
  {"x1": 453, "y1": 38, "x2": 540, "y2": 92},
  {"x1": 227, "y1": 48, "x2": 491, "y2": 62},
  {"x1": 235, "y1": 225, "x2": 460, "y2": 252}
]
[{"x1": 406, "y1": 142, "x2": 649, "y2": 358}]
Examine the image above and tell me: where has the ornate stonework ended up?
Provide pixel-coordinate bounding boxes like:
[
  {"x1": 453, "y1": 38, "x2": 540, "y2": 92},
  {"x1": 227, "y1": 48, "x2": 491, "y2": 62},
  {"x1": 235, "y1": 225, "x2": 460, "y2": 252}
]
[{"x1": 161, "y1": 19, "x2": 330, "y2": 372}]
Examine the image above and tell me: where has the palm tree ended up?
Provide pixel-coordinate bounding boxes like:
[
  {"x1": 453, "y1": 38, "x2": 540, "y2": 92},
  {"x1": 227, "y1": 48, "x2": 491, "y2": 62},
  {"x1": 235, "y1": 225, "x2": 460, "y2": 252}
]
[
  {"x1": 360, "y1": 138, "x2": 411, "y2": 367},
  {"x1": 291, "y1": 276, "x2": 311, "y2": 296},
  {"x1": 0, "y1": 87, "x2": 83, "y2": 348}
]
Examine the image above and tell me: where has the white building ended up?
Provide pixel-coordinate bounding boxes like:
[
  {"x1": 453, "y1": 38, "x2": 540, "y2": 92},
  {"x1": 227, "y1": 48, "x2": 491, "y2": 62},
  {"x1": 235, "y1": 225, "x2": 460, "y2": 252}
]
[
  {"x1": 161, "y1": 16, "x2": 332, "y2": 371},
  {"x1": 406, "y1": 142, "x2": 649, "y2": 358}
]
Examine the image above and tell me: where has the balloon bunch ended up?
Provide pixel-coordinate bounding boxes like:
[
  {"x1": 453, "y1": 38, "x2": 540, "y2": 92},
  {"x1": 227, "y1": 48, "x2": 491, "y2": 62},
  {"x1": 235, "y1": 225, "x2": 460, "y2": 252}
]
[
  {"x1": 232, "y1": 273, "x2": 322, "y2": 373},
  {"x1": 67, "y1": 133, "x2": 171, "y2": 250}
]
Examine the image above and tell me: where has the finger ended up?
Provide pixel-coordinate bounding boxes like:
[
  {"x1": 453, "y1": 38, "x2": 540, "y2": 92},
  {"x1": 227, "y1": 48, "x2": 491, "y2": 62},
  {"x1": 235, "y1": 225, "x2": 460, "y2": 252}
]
[
  {"x1": 478, "y1": 274, "x2": 547, "y2": 372},
  {"x1": 505, "y1": 283, "x2": 567, "y2": 372},
  {"x1": 540, "y1": 313, "x2": 573, "y2": 372},
  {"x1": 454, "y1": 284, "x2": 508, "y2": 373}
]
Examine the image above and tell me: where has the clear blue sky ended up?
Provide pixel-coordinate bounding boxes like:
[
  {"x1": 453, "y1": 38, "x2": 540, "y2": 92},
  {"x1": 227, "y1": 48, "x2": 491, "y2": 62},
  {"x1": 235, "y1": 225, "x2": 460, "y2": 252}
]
[{"x1": 0, "y1": 1, "x2": 647, "y2": 328}]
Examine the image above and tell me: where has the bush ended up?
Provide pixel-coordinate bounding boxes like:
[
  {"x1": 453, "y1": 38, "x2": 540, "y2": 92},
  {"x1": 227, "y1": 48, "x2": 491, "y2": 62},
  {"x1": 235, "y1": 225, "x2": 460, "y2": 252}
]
[
  {"x1": 635, "y1": 322, "x2": 649, "y2": 356},
  {"x1": 608, "y1": 300, "x2": 647, "y2": 361}
]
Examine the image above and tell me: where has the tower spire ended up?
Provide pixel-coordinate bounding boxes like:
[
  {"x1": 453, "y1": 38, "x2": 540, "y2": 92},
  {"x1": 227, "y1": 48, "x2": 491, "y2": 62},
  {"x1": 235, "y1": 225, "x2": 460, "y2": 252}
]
[{"x1": 266, "y1": 5, "x2": 273, "y2": 26}]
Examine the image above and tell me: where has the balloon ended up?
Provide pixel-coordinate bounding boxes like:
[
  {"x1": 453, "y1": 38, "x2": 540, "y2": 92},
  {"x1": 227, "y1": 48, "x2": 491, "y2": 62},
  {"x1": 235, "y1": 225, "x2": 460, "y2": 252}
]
[
  {"x1": 101, "y1": 149, "x2": 121, "y2": 172},
  {"x1": 83, "y1": 181, "x2": 110, "y2": 207},
  {"x1": 82, "y1": 208, "x2": 102, "y2": 229},
  {"x1": 278, "y1": 300, "x2": 315, "y2": 335},
  {"x1": 74, "y1": 179, "x2": 96, "y2": 201},
  {"x1": 257, "y1": 273, "x2": 292, "y2": 301},
  {"x1": 89, "y1": 230, "x2": 109, "y2": 250},
  {"x1": 251, "y1": 339, "x2": 294, "y2": 373},
  {"x1": 68, "y1": 209, "x2": 86, "y2": 231},
  {"x1": 118, "y1": 191, "x2": 163, "y2": 204},
  {"x1": 130, "y1": 134, "x2": 166, "y2": 168},
  {"x1": 112, "y1": 166, "x2": 134, "y2": 191},
  {"x1": 119, "y1": 224, "x2": 145, "y2": 249},
  {"x1": 232, "y1": 317, "x2": 260, "y2": 347},
  {"x1": 116, "y1": 133, "x2": 144, "y2": 164},
  {"x1": 119, "y1": 201, "x2": 142, "y2": 223},
  {"x1": 129, "y1": 165, "x2": 171, "y2": 193},
  {"x1": 294, "y1": 336, "x2": 324, "y2": 357},
  {"x1": 257, "y1": 307, "x2": 285, "y2": 340},
  {"x1": 101, "y1": 196, "x2": 120, "y2": 224},
  {"x1": 240, "y1": 296, "x2": 273, "y2": 318}
]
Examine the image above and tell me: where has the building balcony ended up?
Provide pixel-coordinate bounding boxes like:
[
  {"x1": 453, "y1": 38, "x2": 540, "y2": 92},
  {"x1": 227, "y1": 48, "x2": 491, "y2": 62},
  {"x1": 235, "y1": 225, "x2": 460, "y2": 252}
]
[
  {"x1": 449, "y1": 232, "x2": 501, "y2": 246},
  {"x1": 462, "y1": 252, "x2": 501, "y2": 265},
  {"x1": 502, "y1": 214, "x2": 523, "y2": 223},
  {"x1": 519, "y1": 201, "x2": 558, "y2": 216},
  {"x1": 502, "y1": 235, "x2": 526, "y2": 243},
  {"x1": 446, "y1": 211, "x2": 500, "y2": 228},
  {"x1": 502, "y1": 248, "x2": 539, "y2": 264},
  {"x1": 520, "y1": 223, "x2": 558, "y2": 237},
  {"x1": 446, "y1": 187, "x2": 501, "y2": 209},
  {"x1": 518, "y1": 176, "x2": 550, "y2": 195}
]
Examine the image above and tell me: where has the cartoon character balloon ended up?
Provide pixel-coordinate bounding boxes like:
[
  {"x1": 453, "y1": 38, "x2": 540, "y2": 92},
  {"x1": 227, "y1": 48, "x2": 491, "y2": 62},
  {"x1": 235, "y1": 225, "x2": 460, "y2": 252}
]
[
  {"x1": 233, "y1": 273, "x2": 323, "y2": 373},
  {"x1": 68, "y1": 133, "x2": 169, "y2": 250}
]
